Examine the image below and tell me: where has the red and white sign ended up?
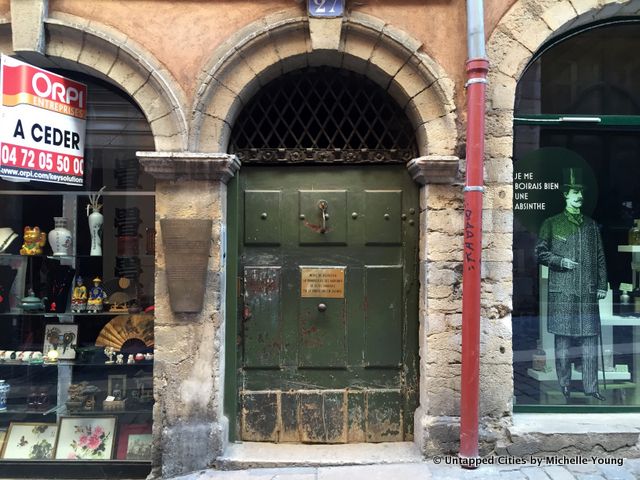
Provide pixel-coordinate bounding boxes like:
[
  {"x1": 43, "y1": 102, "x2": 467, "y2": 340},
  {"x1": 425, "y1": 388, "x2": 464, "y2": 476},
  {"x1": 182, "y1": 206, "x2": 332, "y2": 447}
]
[{"x1": 0, "y1": 56, "x2": 87, "y2": 186}]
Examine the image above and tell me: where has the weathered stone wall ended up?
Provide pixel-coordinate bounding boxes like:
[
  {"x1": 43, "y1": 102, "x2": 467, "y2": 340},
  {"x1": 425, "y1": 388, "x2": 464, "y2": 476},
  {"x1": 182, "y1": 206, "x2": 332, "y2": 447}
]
[
  {"x1": 138, "y1": 153, "x2": 239, "y2": 478},
  {"x1": 48, "y1": 0, "x2": 516, "y2": 109},
  {"x1": 152, "y1": 179, "x2": 227, "y2": 477}
]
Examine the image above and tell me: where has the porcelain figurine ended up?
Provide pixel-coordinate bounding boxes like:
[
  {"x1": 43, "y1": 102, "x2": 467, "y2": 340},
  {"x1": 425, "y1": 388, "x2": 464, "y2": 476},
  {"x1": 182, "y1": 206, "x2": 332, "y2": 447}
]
[
  {"x1": 87, "y1": 277, "x2": 107, "y2": 313},
  {"x1": 104, "y1": 346, "x2": 116, "y2": 364},
  {"x1": 116, "y1": 353, "x2": 124, "y2": 365},
  {"x1": 20, "y1": 226, "x2": 46, "y2": 255},
  {"x1": 71, "y1": 276, "x2": 88, "y2": 312}
]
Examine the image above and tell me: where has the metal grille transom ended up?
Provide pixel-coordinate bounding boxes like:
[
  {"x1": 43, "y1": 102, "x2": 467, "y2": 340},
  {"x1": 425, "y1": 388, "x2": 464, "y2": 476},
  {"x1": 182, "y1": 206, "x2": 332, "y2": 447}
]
[{"x1": 230, "y1": 67, "x2": 417, "y2": 164}]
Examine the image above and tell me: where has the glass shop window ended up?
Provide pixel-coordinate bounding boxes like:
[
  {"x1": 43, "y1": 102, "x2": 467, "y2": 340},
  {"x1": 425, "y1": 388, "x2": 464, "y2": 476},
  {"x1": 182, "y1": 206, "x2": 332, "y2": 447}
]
[
  {"x1": 0, "y1": 72, "x2": 155, "y2": 477},
  {"x1": 513, "y1": 22, "x2": 640, "y2": 410}
]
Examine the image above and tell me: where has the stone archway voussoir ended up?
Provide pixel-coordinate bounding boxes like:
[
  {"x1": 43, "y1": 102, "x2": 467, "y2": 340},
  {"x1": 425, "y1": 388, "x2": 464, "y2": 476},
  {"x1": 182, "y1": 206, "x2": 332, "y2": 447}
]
[
  {"x1": 415, "y1": 116, "x2": 457, "y2": 157},
  {"x1": 199, "y1": 115, "x2": 232, "y2": 153},
  {"x1": 498, "y1": 2, "x2": 553, "y2": 53},
  {"x1": 487, "y1": 71, "x2": 517, "y2": 111}
]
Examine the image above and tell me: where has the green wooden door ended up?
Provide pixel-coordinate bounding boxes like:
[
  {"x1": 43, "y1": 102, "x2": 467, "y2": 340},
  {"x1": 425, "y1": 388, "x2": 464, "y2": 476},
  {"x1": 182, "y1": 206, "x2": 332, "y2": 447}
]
[{"x1": 237, "y1": 166, "x2": 419, "y2": 443}]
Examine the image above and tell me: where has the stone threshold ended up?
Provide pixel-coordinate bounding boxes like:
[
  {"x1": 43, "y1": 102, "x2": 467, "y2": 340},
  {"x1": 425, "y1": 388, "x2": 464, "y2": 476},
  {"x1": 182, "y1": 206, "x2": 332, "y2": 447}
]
[
  {"x1": 216, "y1": 441, "x2": 423, "y2": 470},
  {"x1": 501, "y1": 413, "x2": 640, "y2": 457}
]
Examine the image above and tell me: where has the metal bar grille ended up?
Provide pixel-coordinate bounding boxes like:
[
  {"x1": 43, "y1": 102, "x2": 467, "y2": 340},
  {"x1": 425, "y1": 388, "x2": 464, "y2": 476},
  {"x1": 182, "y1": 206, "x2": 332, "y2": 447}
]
[{"x1": 230, "y1": 67, "x2": 417, "y2": 164}]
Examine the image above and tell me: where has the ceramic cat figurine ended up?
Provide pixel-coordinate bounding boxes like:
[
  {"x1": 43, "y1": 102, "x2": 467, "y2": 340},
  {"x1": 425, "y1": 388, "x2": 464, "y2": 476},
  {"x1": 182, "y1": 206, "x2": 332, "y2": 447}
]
[{"x1": 20, "y1": 226, "x2": 47, "y2": 255}]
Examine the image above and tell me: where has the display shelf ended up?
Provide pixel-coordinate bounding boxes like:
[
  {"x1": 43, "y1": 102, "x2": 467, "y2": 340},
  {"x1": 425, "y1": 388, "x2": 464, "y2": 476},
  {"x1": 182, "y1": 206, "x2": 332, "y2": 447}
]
[
  {"x1": 618, "y1": 245, "x2": 640, "y2": 253},
  {"x1": 0, "y1": 362, "x2": 153, "y2": 368},
  {"x1": 527, "y1": 367, "x2": 631, "y2": 381},
  {"x1": 0, "y1": 190, "x2": 154, "y2": 197},
  {"x1": 68, "y1": 409, "x2": 152, "y2": 416},
  {"x1": 0, "y1": 460, "x2": 151, "y2": 479},
  {"x1": 0, "y1": 254, "x2": 153, "y2": 260},
  {"x1": 0, "y1": 406, "x2": 57, "y2": 416},
  {"x1": 0, "y1": 311, "x2": 145, "y2": 317}
]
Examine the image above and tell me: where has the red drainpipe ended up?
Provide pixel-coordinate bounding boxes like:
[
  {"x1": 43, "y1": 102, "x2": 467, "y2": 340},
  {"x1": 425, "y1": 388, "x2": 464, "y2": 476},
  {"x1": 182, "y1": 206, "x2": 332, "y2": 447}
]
[{"x1": 460, "y1": 0, "x2": 489, "y2": 464}]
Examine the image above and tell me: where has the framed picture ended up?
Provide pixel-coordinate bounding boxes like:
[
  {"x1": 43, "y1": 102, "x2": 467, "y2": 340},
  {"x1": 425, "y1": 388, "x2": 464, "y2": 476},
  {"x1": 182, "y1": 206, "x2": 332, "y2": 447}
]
[
  {"x1": 0, "y1": 423, "x2": 57, "y2": 459},
  {"x1": 107, "y1": 374, "x2": 127, "y2": 400},
  {"x1": 53, "y1": 416, "x2": 116, "y2": 460},
  {"x1": 43, "y1": 324, "x2": 78, "y2": 360},
  {"x1": 116, "y1": 424, "x2": 152, "y2": 460}
]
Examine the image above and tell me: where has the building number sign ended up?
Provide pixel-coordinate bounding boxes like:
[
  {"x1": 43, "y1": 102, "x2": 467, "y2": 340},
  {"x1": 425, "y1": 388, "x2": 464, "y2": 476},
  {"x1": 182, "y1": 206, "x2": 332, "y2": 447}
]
[{"x1": 308, "y1": 0, "x2": 344, "y2": 18}]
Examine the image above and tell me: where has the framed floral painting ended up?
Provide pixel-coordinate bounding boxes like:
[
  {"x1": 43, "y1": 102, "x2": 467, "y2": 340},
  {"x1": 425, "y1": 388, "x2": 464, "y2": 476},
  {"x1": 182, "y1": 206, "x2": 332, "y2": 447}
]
[
  {"x1": 53, "y1": 416, "x2": 116, "y2": 460},
  {"x1": 1, "y1": 423, "x2": 57, "y2": 459}
]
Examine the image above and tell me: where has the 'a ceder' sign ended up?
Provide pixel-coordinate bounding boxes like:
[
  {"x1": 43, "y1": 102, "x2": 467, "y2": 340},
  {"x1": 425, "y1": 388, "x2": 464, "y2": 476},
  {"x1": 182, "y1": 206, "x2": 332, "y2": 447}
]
[{"x1": 0, "y1": 56, "x2": 87, "y2": 186}]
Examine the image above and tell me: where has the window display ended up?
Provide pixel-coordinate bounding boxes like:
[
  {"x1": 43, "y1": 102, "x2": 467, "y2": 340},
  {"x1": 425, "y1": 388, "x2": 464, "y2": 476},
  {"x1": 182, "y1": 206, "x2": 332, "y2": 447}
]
[
  {"x1": 513, "y1": 22, "x2": 640, "y2": 409},
  {"x1": 0, "y1": 72, "x2": 155, "y2": 477}
]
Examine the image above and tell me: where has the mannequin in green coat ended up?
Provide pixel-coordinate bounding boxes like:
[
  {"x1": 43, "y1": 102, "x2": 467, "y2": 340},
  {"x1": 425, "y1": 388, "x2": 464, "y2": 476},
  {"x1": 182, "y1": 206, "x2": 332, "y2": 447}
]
[{"x1": 536, "y1": 168, "x2": 607, "y2": 402}]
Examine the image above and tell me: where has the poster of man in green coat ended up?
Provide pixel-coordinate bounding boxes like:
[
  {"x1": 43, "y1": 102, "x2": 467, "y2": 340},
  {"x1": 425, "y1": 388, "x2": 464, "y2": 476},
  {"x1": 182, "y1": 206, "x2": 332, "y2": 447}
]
[{"x1": 536, "y1": 168, "x2": 607, "y2": 402}]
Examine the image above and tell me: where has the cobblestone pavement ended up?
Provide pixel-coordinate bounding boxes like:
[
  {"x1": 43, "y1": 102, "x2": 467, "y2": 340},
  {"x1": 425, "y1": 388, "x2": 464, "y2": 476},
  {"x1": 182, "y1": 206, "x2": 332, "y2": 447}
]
[{"x1": 173, "y1": 458, "x2": 640, "y2": 480}]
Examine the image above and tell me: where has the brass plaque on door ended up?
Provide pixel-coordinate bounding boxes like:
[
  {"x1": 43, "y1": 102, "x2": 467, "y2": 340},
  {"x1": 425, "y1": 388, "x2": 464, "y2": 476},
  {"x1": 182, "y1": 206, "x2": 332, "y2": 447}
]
[{"x1": 300, "y1": 267, "x2": 345, "y2": 298}]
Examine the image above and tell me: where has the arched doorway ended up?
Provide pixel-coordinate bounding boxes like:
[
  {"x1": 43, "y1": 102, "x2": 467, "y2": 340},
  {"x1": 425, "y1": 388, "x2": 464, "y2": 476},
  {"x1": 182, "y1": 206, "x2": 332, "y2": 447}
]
[{"x1": 227, "y1": 66, "x2": 420, "y2": 443}]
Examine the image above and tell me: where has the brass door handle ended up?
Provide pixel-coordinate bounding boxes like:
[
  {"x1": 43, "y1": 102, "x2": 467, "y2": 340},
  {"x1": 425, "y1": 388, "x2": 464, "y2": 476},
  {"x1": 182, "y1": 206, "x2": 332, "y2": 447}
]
[{"x1": 318, "y1": 200, "x2": 328, "y2": 233}]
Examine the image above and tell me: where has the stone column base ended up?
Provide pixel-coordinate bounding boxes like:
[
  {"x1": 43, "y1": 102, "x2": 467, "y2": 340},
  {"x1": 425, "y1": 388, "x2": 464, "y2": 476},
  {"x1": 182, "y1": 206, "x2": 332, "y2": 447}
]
[{"x1": 414, "y1": 408, "x2": 508, "y2": 457}]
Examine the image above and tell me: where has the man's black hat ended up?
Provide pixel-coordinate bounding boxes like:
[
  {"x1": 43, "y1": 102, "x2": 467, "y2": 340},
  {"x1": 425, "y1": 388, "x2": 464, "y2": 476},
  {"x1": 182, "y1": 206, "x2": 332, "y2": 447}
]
[{"x1": 563, "y1": 167, "x2": 584, "y2": 190}]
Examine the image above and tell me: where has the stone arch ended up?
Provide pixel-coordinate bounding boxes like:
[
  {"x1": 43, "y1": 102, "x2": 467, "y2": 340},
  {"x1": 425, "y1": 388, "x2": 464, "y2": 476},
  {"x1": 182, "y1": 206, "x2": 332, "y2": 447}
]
[
  {"x1": 486, "y1": 0, "x2": 640, "y2": 162},
  {"x1": 480, "y1": 0, "x2": 640, "y2": 427},
  {"x1": 192, "y1": 10, "x2": 457, "y2": 157},
  {"x1": 0, "y1": 12, "x2": 188, "y2": 151}
]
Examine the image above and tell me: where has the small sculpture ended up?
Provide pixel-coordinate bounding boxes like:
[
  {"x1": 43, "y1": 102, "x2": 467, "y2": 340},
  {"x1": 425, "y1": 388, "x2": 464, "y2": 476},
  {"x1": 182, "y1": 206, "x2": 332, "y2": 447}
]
[
  {"x1": 71, "y1": 276, "x2": 88, "y2": 312},
  {"x1": 66, "y1": 383, "x2": 86, "y2": 412},
  {"x1": 112, "y1": 383, "x2": 123, "y2": 401},
  {"x1": 20, "y1": 226, "x2": 46, "y2": 255},
  {"x1": 116, "y1": 353, "x2": 124, "y2": 365},
  {"x1": 87, "y1": 277, "x2": 107, "y2": 313},
  {"x1": 104, "y1": 346, "x2": 116, "y2": 364},
  {"x1": 127, "y1": 354, "x2": 135, "y2": 365}
]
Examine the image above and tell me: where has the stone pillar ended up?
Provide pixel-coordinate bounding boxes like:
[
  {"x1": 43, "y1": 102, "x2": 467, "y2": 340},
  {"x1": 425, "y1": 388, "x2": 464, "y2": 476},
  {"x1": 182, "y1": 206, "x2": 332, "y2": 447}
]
[
  {"x1": 408, "y1": 154, "x2": 513, "y2": 455},
  {"x1": 408, "y1": 156, "x2": 466, "y2": 455},
  {"x1": 137, "y1": 152, "x2": 240, "y2": 478}
]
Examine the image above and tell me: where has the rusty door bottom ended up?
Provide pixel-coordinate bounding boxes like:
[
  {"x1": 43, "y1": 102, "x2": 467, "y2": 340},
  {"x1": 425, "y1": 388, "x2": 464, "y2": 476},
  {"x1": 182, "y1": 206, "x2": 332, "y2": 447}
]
[{"x1": 241, "y1": 388, "x2": 407, "y2": 443}]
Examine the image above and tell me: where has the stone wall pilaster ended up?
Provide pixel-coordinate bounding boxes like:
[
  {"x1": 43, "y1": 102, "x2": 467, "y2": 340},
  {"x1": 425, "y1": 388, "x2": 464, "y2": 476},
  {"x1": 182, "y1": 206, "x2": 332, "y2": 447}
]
[
  {"x1": 137, "y1": 152, "x2": 240, "y2": 478},
  {"x1": 409, "y1": 156, "x2": 512, "y2": 455}
]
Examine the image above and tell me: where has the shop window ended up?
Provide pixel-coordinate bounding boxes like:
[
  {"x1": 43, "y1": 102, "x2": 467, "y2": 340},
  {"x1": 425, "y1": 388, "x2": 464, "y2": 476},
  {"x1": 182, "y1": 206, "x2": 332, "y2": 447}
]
[
  {"x1": 513, "y1": 22, "x2": 640, "y2": 411},
  {"x1": 0, "y1": 73, "x2": 155, "y2": 477}
]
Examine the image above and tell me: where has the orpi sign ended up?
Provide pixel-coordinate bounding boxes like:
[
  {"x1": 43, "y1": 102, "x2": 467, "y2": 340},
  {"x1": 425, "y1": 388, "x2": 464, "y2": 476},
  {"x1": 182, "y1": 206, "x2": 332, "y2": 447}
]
[{"x1": 0, "y1": 56, "x2": 87, "y2": 186}]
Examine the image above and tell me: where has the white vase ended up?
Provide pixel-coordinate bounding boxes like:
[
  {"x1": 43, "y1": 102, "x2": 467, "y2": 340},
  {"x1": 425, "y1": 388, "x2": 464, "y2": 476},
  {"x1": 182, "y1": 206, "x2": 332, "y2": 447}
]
[
  {"x1": 48, "y1": 217, "x2": 73, "y2": 256},
  {"x1": 88, "y1": 210, "x2": 104, "y2": 256}
]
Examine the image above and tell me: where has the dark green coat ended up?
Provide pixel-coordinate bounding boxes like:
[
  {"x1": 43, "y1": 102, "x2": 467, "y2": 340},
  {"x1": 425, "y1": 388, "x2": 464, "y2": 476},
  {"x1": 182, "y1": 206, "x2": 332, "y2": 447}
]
[{"x1": 535, "y1": 211, "x2": 607, "y2": 337}]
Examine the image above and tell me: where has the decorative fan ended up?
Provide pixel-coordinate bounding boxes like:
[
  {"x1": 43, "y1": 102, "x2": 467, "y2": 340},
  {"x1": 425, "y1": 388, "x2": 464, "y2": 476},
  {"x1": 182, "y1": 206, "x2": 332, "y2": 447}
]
[{"x1": 95, "y1": 314, "x2": 154, "y2": 350}]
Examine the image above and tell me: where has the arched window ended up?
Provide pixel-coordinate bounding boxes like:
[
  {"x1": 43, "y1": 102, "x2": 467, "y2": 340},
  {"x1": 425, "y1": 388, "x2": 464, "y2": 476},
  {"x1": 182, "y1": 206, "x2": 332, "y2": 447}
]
[
  {"x1": 0, "y1": 70, "x2": 155, "y2": 476},
  {"x1": 512, "y1": 21, "x2": 640, "y2": 410}
]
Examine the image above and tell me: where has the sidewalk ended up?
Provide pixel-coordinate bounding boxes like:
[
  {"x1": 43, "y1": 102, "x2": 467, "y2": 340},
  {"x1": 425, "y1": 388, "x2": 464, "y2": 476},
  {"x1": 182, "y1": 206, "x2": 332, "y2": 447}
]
[{"x1": 172, "y1": 458, "x2": 640, "y2": 480}]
